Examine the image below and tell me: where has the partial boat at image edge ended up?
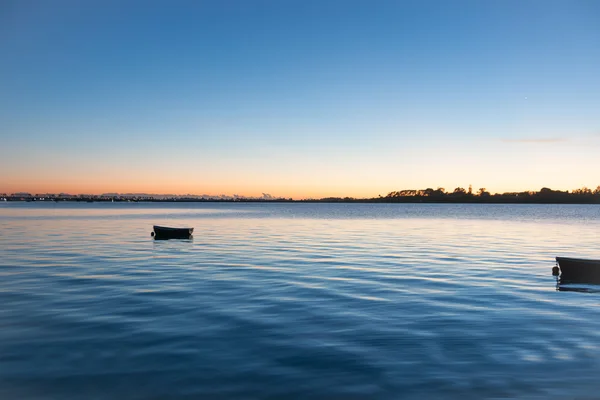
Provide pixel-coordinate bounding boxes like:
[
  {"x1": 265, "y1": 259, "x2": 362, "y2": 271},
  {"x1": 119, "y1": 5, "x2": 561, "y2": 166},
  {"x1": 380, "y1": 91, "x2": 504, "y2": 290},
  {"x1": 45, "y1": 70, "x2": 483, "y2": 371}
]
[{"x1": 556, "y1": 257, "x2": 600, "y2": 284}]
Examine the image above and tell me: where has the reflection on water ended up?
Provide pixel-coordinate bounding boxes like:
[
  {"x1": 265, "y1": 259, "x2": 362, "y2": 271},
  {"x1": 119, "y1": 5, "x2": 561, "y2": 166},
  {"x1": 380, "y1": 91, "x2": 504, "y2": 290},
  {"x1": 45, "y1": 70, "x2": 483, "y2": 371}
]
[
  {"x1": 557, "y1": 285, "x2": 600, "y2": 293},
  {"x1": 153, "y1": 236, "x2": 194, "y2": 241},
  {"x1": 555, "y1": 273, "x2": 600, "y2": 293},
  {"x1": 1, "y1": 203, "x2": 600, "y2": 399}
]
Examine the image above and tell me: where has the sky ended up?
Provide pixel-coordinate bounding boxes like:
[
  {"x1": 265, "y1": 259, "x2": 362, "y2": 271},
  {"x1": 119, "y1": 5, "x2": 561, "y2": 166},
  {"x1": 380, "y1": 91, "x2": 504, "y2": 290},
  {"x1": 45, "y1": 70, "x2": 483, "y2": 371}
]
[{"x1": 1, "y1": 0, "x2": 599, "y2": 198}]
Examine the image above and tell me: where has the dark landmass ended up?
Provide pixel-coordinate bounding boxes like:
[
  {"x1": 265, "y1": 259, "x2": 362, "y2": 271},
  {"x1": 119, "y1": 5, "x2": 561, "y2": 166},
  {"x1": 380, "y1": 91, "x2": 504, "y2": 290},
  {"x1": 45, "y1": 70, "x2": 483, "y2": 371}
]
[{"x1": 2, "y1": 186, "x2": 600, "y2": 204}]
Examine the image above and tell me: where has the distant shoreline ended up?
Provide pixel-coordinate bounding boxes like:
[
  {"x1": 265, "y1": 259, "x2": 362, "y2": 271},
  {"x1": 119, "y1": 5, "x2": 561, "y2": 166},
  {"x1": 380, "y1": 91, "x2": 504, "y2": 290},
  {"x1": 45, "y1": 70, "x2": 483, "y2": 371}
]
[
  {"x1": 2, "y1": 197, "x2": 599, "y2": 205},
  {"x1": 3, "y1": 186, "x2": 600, "y2": 204}
]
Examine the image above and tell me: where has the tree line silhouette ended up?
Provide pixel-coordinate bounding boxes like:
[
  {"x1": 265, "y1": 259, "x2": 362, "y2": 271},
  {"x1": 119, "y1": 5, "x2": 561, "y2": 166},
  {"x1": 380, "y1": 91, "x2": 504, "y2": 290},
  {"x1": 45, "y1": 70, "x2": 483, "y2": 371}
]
[{"x1": 315, "y1": 186, "x2": 600, "y2": 204}]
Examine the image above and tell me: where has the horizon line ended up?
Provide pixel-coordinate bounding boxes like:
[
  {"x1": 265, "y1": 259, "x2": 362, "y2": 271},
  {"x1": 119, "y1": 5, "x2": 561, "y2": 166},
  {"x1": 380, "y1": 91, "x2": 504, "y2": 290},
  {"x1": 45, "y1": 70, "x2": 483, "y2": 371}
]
[{"x1": 3, "y1": 185, "x2": 600, "y2": 200}]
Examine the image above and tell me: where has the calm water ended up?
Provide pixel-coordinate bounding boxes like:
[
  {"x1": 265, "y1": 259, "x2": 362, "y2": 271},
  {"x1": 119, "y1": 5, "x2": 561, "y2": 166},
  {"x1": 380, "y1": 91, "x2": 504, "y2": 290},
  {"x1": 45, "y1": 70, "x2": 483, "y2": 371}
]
[{"x1": 1, "y1": 202, "x2": 599, "y2": 399}]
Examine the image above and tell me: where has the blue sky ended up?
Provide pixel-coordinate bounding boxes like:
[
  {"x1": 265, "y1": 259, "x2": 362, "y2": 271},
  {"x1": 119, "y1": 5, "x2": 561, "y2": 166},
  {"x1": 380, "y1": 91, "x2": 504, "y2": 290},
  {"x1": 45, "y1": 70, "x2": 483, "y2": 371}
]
[{"x1": 1, "y1": 0, "x2": 599, "y2": 197}]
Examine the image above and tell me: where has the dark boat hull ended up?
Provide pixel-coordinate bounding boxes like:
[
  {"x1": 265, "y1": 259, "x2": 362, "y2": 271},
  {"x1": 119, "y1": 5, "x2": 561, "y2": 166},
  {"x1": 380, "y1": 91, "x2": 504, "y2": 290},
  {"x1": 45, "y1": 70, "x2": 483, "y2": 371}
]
[
  {"x1": 153, "y1": 225, "x2": 194, "y2": 240},
  {"x1": 556, "y1": 257, "x2": 600, "y2": 284}
]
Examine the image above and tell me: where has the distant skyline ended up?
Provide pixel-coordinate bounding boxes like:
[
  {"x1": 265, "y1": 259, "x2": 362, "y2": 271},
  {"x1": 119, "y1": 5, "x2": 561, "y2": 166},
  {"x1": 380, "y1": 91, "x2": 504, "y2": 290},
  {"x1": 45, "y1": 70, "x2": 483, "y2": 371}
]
[{"x1": 2, "y1": 0, "x2": 599, "y2": 199}]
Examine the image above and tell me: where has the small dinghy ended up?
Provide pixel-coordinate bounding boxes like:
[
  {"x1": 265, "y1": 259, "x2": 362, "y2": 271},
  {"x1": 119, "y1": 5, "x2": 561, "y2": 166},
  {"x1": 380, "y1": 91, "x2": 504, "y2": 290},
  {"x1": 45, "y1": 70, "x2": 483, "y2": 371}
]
[
  {"x1": 152, "y1": 225, "x2": 194, "y2": 240},
  {"x1": 555, "y1": 257, "x2": 600, "y2": 284}
]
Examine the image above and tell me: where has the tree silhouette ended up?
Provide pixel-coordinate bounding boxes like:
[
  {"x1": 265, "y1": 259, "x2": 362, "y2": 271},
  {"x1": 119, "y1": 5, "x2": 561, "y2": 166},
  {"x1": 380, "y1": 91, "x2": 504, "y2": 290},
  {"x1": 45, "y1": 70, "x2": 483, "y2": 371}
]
[
  {"x1": 478, "y1": 188, "x2": 490, "y2": 197},
  {"x1": 423, "y1": 188, "x2": 435, "y2": 197},
  {"x1": 573, "y1": 187, "x2": 592, "y2": 195}
]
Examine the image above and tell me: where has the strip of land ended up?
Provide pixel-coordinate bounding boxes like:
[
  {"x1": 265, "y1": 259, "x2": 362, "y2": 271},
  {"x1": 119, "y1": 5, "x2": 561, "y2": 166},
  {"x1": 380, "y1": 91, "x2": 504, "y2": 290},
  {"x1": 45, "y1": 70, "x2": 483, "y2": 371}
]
[{"x1": 2, "y1": 187, "x2": 600, "y2": 204}]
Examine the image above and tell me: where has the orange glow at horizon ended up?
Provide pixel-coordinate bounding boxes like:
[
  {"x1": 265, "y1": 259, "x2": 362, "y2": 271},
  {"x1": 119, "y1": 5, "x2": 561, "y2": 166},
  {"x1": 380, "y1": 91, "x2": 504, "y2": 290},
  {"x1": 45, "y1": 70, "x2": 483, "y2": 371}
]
[
  {"x1": 3, "y1": 138, "x2": 600, "y2": 199},
  {"x1": 3, "y1": 177, "x2": 598, "y2": 200}
]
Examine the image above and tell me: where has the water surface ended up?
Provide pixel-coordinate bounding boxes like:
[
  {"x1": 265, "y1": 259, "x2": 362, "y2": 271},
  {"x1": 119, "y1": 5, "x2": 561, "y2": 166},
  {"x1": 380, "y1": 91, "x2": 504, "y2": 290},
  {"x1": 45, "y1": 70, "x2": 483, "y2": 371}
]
[{"x1": 1, "y1": 203, "x2": 599, "y2": 399}]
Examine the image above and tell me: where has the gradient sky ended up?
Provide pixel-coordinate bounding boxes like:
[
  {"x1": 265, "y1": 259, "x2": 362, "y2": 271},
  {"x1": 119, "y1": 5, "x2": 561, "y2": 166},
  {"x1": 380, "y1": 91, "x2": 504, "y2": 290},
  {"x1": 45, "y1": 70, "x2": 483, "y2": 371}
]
[{"x1": 1, "y1": 0, "x2": 599, "y2": 198}]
